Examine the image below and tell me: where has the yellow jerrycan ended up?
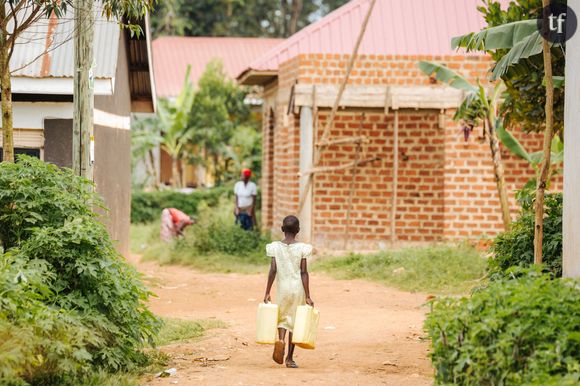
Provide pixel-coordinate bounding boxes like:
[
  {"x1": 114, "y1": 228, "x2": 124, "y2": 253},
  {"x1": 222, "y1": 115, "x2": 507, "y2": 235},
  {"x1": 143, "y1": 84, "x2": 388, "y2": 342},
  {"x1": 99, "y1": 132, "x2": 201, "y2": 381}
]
[
  {"x1": 292, "y1": 305, "x2": 320, "y2": 349},
  {"x1": 256, "y1": 303, "x2": 278, "y2": 344}
]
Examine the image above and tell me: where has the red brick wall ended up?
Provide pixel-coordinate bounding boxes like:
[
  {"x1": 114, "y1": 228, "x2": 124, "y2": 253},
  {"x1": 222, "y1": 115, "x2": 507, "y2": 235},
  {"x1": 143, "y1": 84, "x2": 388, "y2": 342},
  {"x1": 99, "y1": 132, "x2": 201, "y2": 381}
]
[
  {"x1": 294, "y1": 53, "x2": 493, "y2": 86},
  {"x1": 258, "y1": 53, "x2": 561, "y2": 247},
  {"x1": 311, "y1": 110, "x2": 445, "y2": 249},
  {"x1": 442, "y1": 112, "x2": 563, "y2": 239}
]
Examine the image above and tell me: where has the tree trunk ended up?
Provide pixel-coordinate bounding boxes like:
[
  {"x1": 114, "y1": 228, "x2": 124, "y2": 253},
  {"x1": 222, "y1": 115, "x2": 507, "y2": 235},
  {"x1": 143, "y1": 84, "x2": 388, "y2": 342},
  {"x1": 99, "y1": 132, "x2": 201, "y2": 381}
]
[
  {"x1": 486, "y1": 117, "x2": 512, "y2": 230},
  {"x1": 289, "y1": 0, "x2": 303, "y2": 35},
  {"x1": 146, "y1": 148, "x2": 158, "y2": 188},
  {"x1": 171, "y1": 157, "x2": 181, "y2": 188},
  {"x1": 0, "y1": 14, "x2": 14, "y2": 163},
  {"x1": 535, "y1": 1, "x2": 555, "y2": 265}
]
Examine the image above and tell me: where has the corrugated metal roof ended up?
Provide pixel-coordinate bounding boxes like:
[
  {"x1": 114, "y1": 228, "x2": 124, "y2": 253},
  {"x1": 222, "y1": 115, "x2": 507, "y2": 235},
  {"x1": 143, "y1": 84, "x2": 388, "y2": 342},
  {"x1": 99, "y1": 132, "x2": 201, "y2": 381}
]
[
  {"x1": 9, "y1": 7, "x2": 120, "y2": 79},
  {"x1": 240, "y1": 0, "x2": 511, "y2": 76},
  {"x1": 152, "y1": 36, "x2": 282, "y2": 98}
]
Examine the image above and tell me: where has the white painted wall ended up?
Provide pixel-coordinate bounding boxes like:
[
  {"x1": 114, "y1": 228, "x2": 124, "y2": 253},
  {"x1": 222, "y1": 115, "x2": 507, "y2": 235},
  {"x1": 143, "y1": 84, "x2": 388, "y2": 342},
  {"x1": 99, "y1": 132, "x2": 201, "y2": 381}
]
[
  {"x1": 563, "y1": 0, "x2": 580, "y2": 278},
  {"x1": 0, "y1": 102, "x2": 130, "y2": 131}
]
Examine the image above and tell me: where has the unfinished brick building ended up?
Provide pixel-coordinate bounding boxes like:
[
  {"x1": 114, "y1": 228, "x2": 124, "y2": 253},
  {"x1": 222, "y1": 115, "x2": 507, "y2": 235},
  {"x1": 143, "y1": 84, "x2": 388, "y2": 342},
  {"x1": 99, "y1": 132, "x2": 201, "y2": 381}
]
[{"x1": 238, "y1": 0, "x2": 551, "y2": 250}]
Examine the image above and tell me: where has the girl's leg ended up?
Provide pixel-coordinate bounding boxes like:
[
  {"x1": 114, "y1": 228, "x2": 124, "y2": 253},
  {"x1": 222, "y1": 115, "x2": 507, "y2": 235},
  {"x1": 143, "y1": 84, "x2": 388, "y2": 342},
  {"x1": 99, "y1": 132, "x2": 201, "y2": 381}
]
[
  {"x1": 273, "y1": 328, "x2": 286, "y2": 364},
  {"x1": 285, "y1": 332, "x2": 298, "y2": 368},
  {"x1": 278, "y1": 328, "x2": 286, "y2": 341}
]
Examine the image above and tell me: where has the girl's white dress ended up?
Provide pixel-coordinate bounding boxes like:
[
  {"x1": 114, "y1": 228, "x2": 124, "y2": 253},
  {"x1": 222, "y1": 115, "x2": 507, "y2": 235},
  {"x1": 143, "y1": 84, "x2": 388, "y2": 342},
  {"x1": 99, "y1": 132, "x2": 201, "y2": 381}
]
[{"x1": 266, "y1": 241, "x2": 313, "y2": 332}]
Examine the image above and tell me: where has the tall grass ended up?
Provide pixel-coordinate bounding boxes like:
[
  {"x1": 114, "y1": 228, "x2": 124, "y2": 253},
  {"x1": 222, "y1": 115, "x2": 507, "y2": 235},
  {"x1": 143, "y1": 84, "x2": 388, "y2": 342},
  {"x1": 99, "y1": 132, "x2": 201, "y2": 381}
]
[{"x1": 313, "y1": 244, "x2": 487, "y2": 294}]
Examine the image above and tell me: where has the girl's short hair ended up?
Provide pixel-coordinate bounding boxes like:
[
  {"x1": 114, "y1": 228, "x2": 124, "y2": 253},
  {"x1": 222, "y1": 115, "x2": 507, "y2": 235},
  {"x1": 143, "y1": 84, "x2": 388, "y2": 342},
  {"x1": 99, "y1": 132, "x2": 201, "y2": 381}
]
[{"x1": 281, "y1": 215, "x2": 300, "y2": 235}]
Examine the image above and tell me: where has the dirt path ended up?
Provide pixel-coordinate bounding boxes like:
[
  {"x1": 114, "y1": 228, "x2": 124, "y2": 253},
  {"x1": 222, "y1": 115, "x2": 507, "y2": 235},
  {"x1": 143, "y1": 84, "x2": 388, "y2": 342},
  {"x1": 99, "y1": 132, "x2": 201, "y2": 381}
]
[{"x1": 133, "y1": 256, "x2": 433, "y2": 386}]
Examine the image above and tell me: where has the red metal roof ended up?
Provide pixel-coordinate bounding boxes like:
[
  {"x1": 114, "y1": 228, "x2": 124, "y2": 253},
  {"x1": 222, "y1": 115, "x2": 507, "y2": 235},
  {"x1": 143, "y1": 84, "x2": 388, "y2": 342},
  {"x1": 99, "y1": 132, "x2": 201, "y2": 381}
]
[
  {"x1": 152, "y1": 36, "x2": 282, "y2": 98},
  {"x1": 240, "y1": 0, "x2": 511, "y2": 78}
]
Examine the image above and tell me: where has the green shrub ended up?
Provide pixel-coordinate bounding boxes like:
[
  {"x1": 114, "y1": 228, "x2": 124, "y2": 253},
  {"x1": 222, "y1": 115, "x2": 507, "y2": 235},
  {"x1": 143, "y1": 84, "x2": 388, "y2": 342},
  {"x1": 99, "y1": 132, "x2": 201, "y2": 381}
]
[
  {"x1": 0, "y1": 157, "x2": 160, "y2": 383},
  {"x1": 425, "y1": 270, "x2": 580, "y2": 385},
  {"x1": 136, "y1": 199, "x2": 270, "y2": 273},
  {"x1": 314, "y1": 244, "x2": 486, "y2": 294},
  {"x1": 490, "y1": 188, "x2": 562, "y2": 278},
  {"x1": 130, "y1": 187, "x2": 231, "y2": 223}
]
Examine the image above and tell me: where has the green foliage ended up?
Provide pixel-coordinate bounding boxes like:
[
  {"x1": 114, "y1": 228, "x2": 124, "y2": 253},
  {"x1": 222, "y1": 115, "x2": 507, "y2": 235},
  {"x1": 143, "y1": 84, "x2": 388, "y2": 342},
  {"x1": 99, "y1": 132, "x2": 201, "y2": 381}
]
[
  {"x1": 0, "y1": 156, "x2": 160, "y2": 383},
  {"x1": 314, "y1": 244, "x2": 486, "y2": 294},
  {"x1": 155, "y1": 318, "x2": 226, "y2": 346},
  {"x1": 425, "y1": 271, "x2": 580, "y2": 385},
  {"x1": 132, "y1": 60, "x2": 262, "y2": 187},
  {"x1": 418, "y1": 60, "x2": 500, "y2": 129},
  {"x1": 476, "y1": 0, "x2": 565, "y2": 133},
  {"x1": 150, "y1": 0, "x2": 349, "y2": 38},
  {"x1": 131, "y1": 186, "x2": 230, "y2": 223},
  {"x1": 490, "y1": 186, "x2": 562, "y2": 277},
  {"x1": 497, "y1": 122, "x2": 564, "y2": 170},
  {"x1": 134, "y1": 200, "x2": 270, "y2": 274},
  {"x1": 189, "y1": 60, "x2": 261, "y2": 185}
]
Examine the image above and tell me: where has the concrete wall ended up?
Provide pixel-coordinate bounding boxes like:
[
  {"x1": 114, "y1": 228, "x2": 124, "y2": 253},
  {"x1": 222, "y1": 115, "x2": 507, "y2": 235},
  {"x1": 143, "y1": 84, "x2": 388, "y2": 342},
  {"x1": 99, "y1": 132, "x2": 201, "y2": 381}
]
[{"x1": 563, "y1": 0, "x2": 580, "y2": 278}]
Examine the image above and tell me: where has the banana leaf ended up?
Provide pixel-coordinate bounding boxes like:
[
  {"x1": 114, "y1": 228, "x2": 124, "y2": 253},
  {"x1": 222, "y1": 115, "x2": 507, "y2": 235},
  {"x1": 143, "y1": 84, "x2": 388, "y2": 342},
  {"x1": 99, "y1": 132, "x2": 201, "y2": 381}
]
[
  {"x1": 496, "y1": 119, "x2": 533, "y2": 163},
  {"x1": 418, "y1": 61, "x2": 477, "y2": 92},
  {"x1": 452, "y1": 20, "x2": 539, "y2": 52}
]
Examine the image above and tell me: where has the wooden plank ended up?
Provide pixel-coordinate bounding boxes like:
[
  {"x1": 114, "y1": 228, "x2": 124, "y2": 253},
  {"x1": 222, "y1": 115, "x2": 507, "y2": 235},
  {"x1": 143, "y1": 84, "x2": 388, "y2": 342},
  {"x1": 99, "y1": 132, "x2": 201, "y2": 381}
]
[
  {"x1": 299, "y1": 156, "x2": 381, "y2": 177},
  {"x1": 315, "y1": 135, "x2": 368, "y2": 147},
  {"x1": 294, "y1": 84, "x2": 464, "y2": 110},
  {"x1": 390, "y1": 111, "x2": 399, "y2": 246}
]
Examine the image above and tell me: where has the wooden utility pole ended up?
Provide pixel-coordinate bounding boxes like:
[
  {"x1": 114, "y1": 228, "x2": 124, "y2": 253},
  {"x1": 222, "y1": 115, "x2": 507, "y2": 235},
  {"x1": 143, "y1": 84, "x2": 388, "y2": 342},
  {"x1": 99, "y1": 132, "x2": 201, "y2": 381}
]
[{"x1": 73, "y1": 0, "x2": 95, "y2": 182}]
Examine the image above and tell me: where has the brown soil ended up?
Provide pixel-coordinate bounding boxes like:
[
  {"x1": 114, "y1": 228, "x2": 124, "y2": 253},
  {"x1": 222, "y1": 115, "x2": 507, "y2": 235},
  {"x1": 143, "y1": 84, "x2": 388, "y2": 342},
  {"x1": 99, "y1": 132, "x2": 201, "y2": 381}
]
[{"x1": 132, "y1": 255, "x2": 433, "y2": 386}]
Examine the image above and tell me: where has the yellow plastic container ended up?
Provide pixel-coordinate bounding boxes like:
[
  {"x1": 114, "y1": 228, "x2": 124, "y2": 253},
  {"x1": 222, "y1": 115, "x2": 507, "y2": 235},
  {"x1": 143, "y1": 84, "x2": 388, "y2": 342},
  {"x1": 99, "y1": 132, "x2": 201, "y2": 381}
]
[
  {"x1": 292, "y1": 305, "x2": 320, "y2": 349},
  {"x1": 256, "y1": 303, "x2": 278, "y2": 344}
]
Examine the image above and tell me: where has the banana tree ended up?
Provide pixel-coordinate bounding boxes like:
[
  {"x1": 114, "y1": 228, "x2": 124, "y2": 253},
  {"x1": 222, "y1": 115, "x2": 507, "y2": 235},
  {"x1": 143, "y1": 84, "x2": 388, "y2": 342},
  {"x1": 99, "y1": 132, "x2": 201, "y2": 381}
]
[
  {"x1": 156, "y1": 66, "x2": 195, "y2": 188},
  {"x1": 452, "y1": 9, "x2": 559, "y2": 263},
  {"x1": 419, "y1": 61, "x2": 512, "y2": 229}
]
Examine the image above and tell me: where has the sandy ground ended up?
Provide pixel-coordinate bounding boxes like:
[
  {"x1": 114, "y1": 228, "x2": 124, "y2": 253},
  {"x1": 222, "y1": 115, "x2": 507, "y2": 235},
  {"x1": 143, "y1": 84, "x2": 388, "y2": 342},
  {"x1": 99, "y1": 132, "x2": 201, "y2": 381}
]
[{"x1": 131, "y1": 256, "x2": 433, "y2": 386}]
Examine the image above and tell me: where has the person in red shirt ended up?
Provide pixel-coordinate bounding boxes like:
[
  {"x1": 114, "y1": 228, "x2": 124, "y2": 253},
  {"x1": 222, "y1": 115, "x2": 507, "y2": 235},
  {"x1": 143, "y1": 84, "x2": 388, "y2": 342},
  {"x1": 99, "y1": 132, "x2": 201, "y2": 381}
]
[{"x1": 160, "y1": 208, "x2": 194, "y2": 242}]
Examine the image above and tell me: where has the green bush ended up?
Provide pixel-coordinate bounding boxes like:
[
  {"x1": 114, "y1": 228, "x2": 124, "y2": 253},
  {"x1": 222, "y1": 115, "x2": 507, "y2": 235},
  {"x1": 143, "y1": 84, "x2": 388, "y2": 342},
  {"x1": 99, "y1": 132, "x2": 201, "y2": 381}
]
[
  {"x1": 136, "y1": 199, "x2": 270, "y2": 273},
  {"x1": 0, "y1": 157, "x2": 160, "y2": 384},
  {"x1": 490, "y1": 188, "x2": 562, "y2": 278},
  {"x1": 425, "y1": 270, "x2": 580, "y2": 385},
  {"x1": 130, "y1": 186, "x2": 231, "y2": 223}
]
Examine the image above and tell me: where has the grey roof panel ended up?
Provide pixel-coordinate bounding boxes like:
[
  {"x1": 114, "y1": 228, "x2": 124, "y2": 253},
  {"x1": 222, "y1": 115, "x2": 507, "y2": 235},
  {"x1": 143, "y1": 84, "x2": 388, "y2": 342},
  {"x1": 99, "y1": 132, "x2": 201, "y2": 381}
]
[{"x1": 9, "y1": 6, "x2": 119, "y2": 79}]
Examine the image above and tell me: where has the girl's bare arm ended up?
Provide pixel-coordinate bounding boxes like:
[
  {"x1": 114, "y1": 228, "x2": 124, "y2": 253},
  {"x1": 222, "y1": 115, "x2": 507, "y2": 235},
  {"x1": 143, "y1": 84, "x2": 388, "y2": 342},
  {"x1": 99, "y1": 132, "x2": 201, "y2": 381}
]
[
  {"x1": 300, "y1": 258, "x2": 314, "y2": 306},
  {"x1": 264, "y1": 257, "x2": 277, "y2": 303}
]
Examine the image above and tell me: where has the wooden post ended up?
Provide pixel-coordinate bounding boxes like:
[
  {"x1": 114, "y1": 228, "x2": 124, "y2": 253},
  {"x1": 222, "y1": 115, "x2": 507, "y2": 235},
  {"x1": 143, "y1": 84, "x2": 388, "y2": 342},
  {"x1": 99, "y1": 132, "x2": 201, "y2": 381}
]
[
  {"x1": 563, "y1": 0, "x2": 580, "y2": 278},
  {"x1": 390, "y1": 110, "x2": 399, "y2": 246},
  {"x1": 344, "y1": 113, "x2": 364, "y2": 250},
  {"x1": 299, "y1": 106, "x2": 314, "y2": 242},
  {"x1": 298, "y1": 0, "x2": 377, "y2": 213},
  {"x1": 73, "y1": 0, "x2": 94, "y2": 182}
]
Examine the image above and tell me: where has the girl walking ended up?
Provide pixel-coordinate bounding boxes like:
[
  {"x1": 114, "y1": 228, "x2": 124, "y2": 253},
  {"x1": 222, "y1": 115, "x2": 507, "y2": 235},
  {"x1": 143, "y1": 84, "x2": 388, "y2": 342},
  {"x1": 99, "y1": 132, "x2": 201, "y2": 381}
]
[{"x1": 263, "y1": 215, "x2": 314, "y2": 368}]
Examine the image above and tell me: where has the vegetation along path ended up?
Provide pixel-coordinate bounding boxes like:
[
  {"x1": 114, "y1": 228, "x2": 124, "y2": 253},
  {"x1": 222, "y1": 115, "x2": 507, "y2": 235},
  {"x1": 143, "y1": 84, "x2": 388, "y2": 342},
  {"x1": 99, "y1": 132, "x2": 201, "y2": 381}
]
[{"x1": 131, "y1": 254, "x2": 433, "y2": 385}]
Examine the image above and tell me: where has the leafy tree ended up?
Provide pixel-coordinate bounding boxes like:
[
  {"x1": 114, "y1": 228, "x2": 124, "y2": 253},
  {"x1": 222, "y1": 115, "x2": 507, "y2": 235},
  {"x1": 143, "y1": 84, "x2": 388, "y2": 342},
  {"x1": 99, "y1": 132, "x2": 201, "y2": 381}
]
[
  {"x1": 131, "y1": 116, "x2": 163, "y2": 189},
  {"x1": 419, "y1": 61, "x2": 512, "y2": 229},
  {"x1": 189, "y1": 59, "x2": 260, "y2": 185},
  {"x1": 157, "y1": 66, "x2": 196, "y2": 188},
  {"x1": 0, "y1": 0, "x2": 153, "y2": 163},
  {"x1": 452, "y1": 1, "x2": 563, "y2": 265},
  {"x1": 477, "y1": 0, "x2": 565, "y2": 134},
  {"x1": 150, "y1": 0, "x2": 349, "y2": 38}
]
